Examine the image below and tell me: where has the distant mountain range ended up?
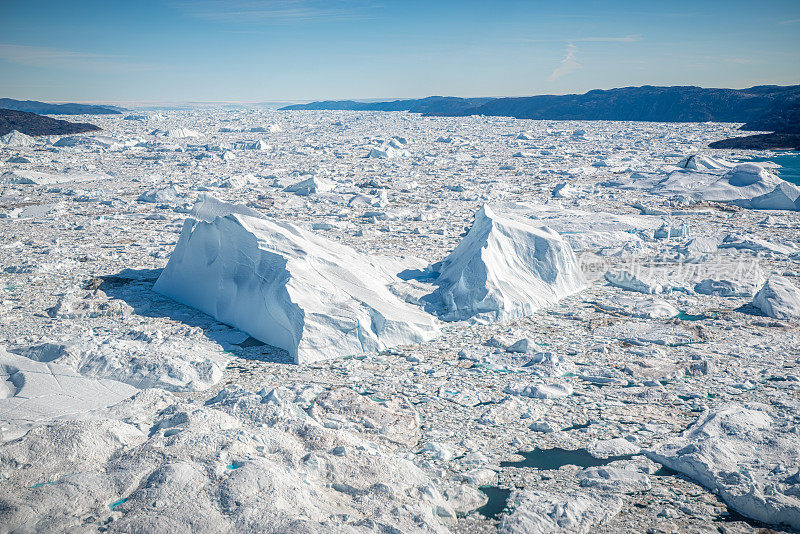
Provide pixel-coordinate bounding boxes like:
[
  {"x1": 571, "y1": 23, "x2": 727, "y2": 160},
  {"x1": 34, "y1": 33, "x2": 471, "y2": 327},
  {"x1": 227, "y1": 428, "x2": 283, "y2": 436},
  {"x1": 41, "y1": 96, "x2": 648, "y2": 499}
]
[
  {"x1": 0, "y1": 109, "x2": 101, "y2": 136},
  {"x1": 282, "y1": 96, "x2": 495, "y2": 115},
  {"x1": 0, "y1": 98, "x2": 123, "y2": 115},
  {"x1": 281, "y1": 85, "x2": 800, "y2": 132}
]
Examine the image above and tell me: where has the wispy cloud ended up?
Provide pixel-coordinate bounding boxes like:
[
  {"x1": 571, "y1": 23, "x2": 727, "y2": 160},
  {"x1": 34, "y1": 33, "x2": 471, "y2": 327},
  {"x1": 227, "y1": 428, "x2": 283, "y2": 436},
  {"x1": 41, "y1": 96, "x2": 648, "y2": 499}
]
[
  {"x1": 516, "y1": 34, "x2": 642, "y2": 44},
  {"x1": 724, "y1": 57, "x2": 759, "y2": 65},
  {"x1": 0, "y1": 43, "x2": 152, "y2": 72},
  {"x1": 173, "y1": 0, "x2": 378, "y2": 23},
  {"x1": 778, "y1": 18, "x2": 800, "y2": 24},
  {"x1": 576, "y1": 35, "x2": 642, "y2": 43},
  {"x1": 547, "y1": 43, "x2": 580, "y2": 82}
]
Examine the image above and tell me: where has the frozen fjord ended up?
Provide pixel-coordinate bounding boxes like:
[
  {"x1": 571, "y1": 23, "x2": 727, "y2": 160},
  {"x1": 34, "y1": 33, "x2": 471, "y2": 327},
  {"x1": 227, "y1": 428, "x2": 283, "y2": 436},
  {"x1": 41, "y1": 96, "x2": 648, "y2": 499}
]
[{"x1": 0, "y1": 109, "x2": 799, "y2": 533}]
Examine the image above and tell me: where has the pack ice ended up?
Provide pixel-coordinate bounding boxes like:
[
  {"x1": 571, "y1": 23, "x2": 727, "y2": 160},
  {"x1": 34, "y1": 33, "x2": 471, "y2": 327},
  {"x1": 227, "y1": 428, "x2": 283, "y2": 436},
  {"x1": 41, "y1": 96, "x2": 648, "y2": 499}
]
[
  {"x1": 154, "y1": 195, "x2": 439, "y2": 363},
  {"x1": 426, "y1": 204, "x2": 586, "y2": 322}
]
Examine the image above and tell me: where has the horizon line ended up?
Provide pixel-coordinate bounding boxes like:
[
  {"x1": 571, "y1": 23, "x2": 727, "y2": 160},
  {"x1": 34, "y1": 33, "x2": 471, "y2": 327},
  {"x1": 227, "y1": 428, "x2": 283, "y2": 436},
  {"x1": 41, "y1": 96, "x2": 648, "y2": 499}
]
[{"x1": 5, "y1": 82, "x2": 798, "y2": 107}]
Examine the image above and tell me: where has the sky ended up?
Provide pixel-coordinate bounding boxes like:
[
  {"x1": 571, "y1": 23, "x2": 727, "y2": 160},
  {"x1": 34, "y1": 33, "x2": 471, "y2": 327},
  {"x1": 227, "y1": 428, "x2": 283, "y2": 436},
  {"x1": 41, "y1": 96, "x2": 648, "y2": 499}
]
[{"x1": 0, "y1": 0, "x2": 799, "y2": 103}]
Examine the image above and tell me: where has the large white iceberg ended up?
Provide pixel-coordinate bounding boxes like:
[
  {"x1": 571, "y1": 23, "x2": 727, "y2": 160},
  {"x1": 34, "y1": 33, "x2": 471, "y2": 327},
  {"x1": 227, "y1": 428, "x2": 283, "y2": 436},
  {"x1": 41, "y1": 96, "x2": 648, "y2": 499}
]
[
  {"x1": 426, "y1": 205, "x2": 586, "y2": 322},
  {"x1": 153, "y1": 196, "x2": 439, "y2": 364}
]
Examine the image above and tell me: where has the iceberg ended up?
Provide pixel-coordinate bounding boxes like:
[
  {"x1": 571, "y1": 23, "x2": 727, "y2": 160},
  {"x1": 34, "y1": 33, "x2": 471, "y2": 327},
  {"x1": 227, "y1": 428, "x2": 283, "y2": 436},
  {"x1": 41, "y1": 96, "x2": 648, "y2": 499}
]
[
  {"x1": 752, "y1": 276, "x2": 800, "y2": 321},
  {"x1": 610, "y1": 163, "x2": 800, "y2": 211},
  {"x1": 0, "y1": 169, "x2": 111, "y2": 185},
  {"x1": 283, "y1": 175, "x2": 334, "y2": 196},
  {"x1": 426, "y1": 205, "x2": 586, "y2": 322},
  {"x1": 0, "y1": 130, "x2": 34, "y2": 147},
  {"x1": 52, "y1": 134, "x2": 133, "y2": 149},
  {"x1": 677, "y1": 153, "x2": 733, "y2": 170},
  {"x1": 367, "y1": 140, "x2": 410, "y2": 158},
  {"x1": 232, "y1": 139, "x2": 270, "y2": 150},
  {"x1": 153, "y1": 196, "x2": 439, "y2": 364},
  {"x1": 151, "y1": 128, "x2": 201, "y2": 139}
]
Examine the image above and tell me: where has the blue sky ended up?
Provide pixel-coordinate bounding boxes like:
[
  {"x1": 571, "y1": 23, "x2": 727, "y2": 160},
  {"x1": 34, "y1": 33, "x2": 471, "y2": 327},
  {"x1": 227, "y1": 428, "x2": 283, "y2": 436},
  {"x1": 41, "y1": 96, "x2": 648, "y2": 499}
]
[{"x1": 0, "y1": 0, "x2": 798, "y2": 103}]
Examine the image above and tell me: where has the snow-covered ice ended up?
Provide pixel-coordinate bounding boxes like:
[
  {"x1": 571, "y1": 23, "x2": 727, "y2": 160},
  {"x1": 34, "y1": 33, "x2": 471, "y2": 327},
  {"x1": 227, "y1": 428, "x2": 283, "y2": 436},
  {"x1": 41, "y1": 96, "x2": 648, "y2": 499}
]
[
  {"x1": 2, "y1": 109, "x2": 800, "y2": 533},
  {"x1": 647, "y1": 404, "x2": 800, "y2": 529}
]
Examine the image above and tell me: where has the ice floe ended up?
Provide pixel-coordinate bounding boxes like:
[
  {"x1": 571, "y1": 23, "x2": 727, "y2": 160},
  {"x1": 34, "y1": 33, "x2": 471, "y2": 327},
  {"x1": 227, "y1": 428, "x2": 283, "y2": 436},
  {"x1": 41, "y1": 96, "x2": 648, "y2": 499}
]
[
  {"x1": 0, "y1": 347, "x2": 136, "y2": 440},
  {"x1": 647, "y1": 404, "x2": 800, "y2": 529}
]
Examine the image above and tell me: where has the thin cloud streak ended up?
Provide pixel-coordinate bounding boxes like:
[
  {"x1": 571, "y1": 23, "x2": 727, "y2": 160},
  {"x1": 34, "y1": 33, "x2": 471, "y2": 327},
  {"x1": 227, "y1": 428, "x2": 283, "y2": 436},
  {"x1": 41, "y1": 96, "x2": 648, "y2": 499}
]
[
  {"x1": 0, "y1": 43, "x2": 153, "y2": 72},
  {"x1": 516, "y1": 34, "x2": 642, "y2": 44},
  {"x1": 547, "y1": 43, "x2": 580, "y2": 82},
  {"x1": 173, "y1": 0, "x2": 378, "y2": 23}
]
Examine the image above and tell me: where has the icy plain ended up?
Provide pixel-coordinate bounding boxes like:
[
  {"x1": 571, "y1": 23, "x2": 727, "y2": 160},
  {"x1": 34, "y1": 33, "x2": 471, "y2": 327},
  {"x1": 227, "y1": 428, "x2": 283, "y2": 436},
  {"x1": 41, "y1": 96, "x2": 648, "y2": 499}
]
[{"x1": 1, "y1": 110, "x2": 799, "y2": 533}]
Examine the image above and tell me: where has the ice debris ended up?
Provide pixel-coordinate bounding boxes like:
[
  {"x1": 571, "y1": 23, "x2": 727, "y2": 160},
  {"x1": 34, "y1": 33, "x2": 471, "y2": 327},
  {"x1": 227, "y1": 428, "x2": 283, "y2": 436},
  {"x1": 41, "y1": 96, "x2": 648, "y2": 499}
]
[{"x1": 498, "y1": 490, "x2": 623, "y2": 533}]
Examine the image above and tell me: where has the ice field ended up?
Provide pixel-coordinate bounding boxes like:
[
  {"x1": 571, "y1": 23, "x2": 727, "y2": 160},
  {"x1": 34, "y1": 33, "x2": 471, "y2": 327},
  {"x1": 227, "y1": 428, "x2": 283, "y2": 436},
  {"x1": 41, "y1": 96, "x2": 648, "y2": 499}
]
[{"x1": 1, "y1": 109, "x2": 799, "y2": 533}]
